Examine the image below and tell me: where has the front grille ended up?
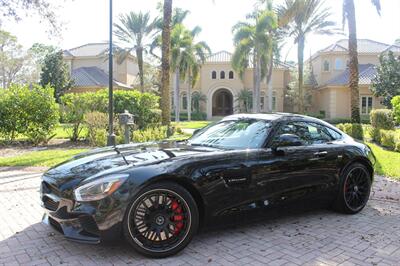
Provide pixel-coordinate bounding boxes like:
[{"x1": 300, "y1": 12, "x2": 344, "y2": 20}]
[
  {"x1": 43, "y1": 196, "x2": 59, "y2": 211},
  {"x1": 79, "y1": 216, "x2": 100, "y2": 236},
  {"x1": 48, "y1": 217, "x2": 63, "y2": 234}
]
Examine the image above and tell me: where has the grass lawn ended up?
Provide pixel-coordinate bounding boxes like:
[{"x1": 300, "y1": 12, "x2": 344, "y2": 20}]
[
  {"x1": 0, "y1": 149, "x2": 88, "y2": 167},
  {"x1": 367, "y1": 142, "x2": 400, "y2": 180},
  {"x1": 54, "y1": 124, "x2": 88, "y2": 139},
  {"x1": 172, "y1": 121, "x2": 211, "y2": 129}
]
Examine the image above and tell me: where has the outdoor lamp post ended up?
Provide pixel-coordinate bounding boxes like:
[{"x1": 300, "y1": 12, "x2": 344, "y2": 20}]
[{"x1": 107, "y1": 0, "x2": 116, "y2": 146}]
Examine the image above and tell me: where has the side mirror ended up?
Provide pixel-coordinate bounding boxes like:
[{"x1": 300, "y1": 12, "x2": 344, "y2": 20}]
[{"x1": 272, "y1": 134, "x2": 302, "y2": 151}]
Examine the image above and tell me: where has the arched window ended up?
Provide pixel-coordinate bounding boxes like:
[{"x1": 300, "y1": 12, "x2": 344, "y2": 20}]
[
  {"x1": 211, "y1": 71, "x2": 217, "y2": 79},
  {"x1": 323, "y1": 60, "x2": 330, "y2": 72},
  {"x1": 220, "y1": 71, "x2": 225, "y2": 79},
  {"x1": 229, "y1": 71, "x2": 234, "y2": 79}
]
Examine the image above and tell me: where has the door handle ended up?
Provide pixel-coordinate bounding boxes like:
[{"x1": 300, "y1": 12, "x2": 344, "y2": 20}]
[{"x1": 314, "y1": 151, "x2": 328, "y2": 157}]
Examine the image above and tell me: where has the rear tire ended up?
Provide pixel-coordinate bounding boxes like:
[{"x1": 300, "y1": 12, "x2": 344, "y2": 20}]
[
  {"x1": 333, "y1": 163, "x2": 372, "y2": 214},
  {"x1": 123, "y1": 182, "x2": 199, "y2": 258}
]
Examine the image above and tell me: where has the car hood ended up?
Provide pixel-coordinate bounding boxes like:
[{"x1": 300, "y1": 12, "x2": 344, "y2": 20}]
[{"x1": 42, "y1": 141, "x2": 217, "y2": 190}]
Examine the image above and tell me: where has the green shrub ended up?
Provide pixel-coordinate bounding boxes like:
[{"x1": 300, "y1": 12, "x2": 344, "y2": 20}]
[
  {"x1": 379, "y1": 129, "x2": 397, "y2": 150},
  {"x1": 60, "y1": 94, "x2": 94, "y2": 141},
  {"x1": 132, "y1": 126, "x2": 168, "y2": 143},
  {"x1": 84, "y1": 112, "x2": 108, "y2": 146},
  {"x1": 325, "y1": 118, "x2": 352, "y2": 125},
  {"x1": 370, "y1": 109, "x2": 394, "y2": 130},
  {"x1": 336, "y1": 123, "x2": 363, "y2": 140},
  {"x1": 0, "y1": 84, "x2": 59, "y2": 144},
  {"x1": 171, "y1": 111, "x2": 207, "y2": 121},
  {"x1": 369, "y1": 127, "x2": 381, "y2": 143},
  {"x1": 306, "y1": 112, "x2": 325, "y2": 119},
  {"x1": 61, "y1": 89, "x2": 161, "y2": 132},
  {"x1": 391, "y1": 96, "x2": 400, "y2": 125}
]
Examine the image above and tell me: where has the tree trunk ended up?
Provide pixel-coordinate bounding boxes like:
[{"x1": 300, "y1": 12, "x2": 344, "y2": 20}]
[
  {"x1": 346, "y1": 0, "x2": 360, "y2": 123},
  {"x1": 297, "y1": 35, "x2": 305, "y2": 114},
  {"x1": 160, "y1": 0, "x2": 172, "y2": 125},
  {"x1": 136, "y1": 47, "x2": 145, "y2": 92},
  {"x1": 187, "y1": 69, "x2": 192, "y2": 121},
  {"x1": 174, "y1": 68, "x2": 180, "y2": 122},
  {"x1": 267, "y1": 51, "x2": 274, "y2": 112},
  {"x1": 254, "y1": 55, "x2": 261, "y2": 113},
  {"x1": 252, "y1": 52, "x2": 257, "y2": 113}
]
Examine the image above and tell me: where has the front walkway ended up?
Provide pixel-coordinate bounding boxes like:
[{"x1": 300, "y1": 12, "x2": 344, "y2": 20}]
[{"x1": 0, "y1": 167, "x2": 400, "y2": 265}]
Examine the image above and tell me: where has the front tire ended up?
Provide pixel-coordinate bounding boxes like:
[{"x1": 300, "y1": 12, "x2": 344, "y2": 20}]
[
  {"x1": 333, "y1": 163, "x2": 372, "y2": 214},
  {"x1": 123, "y1": 182, "x2": 199, "y2": 258}
]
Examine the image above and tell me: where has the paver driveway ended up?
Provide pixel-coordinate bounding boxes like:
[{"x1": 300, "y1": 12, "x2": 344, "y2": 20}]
[{"x1": 0, "y1": 167, "x2": 400, "y2": 266}]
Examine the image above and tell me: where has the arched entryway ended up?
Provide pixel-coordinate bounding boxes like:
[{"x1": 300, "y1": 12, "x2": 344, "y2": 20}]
[{"x1": 212, "y1": 88, "x2": 233, "y2": 116}]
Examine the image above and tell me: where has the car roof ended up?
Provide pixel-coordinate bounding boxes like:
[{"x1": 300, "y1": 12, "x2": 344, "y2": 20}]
[
  {"x1": 221, "y1": 113, "x2": 340, "y2": 132},
  {"x1": 221, "y1": 113, "x2": 311, "y2": 122}
]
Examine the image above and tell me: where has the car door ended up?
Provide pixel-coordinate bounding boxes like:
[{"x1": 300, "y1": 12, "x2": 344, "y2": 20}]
[{"x1": 254, "y1": 120, "x2": 339, "y2": 204}]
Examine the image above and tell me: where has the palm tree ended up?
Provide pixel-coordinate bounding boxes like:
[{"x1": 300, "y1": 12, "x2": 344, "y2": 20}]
[
  {"x1": 114, "y1": 11, "x2": 157, "y2": 92},
  {"x1": 180, "y1": 27, "x2": 211, "y2": 121},
  {"x1": 170, "y1": 24, "x2": 192, "y2": 122},
  {"x1": 279, "y1": 0, "x2": 336, "y2": 114},
  {"x1": 151, "y1": 5, "x2": 191, "y2": 124},
  {"x1": 232, "y1": 10, "x2": 276, "y2": 113},
  {"x1": 343, "y1": 0, "x2": 381, "y2": 123},
  {"x1": 160, "y1": 0, "x2": 172, "y2": 125},
  {"x1": 259, "y1": 0, "x2": 296, "y2": 112},
  {"x1": 235, "y1": 89, "x2": 253, "y2": 113},
  {"x1": 192, "y1": 91, "x2": 207, "y2": 113}
]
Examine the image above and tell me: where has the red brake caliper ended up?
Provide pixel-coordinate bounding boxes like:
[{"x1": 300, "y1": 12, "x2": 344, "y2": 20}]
[{"x1": 170, "y1": 200, "x2": 184, "y2": 235}]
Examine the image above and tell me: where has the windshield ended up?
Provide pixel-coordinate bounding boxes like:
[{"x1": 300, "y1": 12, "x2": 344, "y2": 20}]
[{"x1": 187, "y1": 119, "x2": 271, "y2": 149}]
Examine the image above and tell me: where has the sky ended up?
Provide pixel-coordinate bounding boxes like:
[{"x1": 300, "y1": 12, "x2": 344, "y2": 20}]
[{"x1": 2, "y1": 0, "x2": 400, "y2": 63}]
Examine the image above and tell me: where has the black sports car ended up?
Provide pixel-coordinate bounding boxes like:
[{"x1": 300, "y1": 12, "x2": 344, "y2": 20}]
[{"x1": 41, "y1": 113, "x2": 375, "y2": 257}]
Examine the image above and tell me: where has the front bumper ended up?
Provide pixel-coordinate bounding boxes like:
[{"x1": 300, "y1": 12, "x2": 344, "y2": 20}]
[{"x1": 41, "y1": 183, "x2": 123, "y2": 243}]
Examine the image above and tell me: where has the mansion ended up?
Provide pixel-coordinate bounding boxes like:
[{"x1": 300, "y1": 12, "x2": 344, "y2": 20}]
[{"x1": 63, "y1": 39, "x2": 400, "y2": 120}]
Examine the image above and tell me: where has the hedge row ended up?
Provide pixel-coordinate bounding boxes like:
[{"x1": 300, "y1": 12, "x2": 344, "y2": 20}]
[
  {"x1": 170, "y1": 111, "x2": 207, "y2": 121},
  {"x1": 336, "y1": 123, "x2": 364, "y2": 140},
  {"x1": 0, "y1": 85, "x2": 59, "y2": 144},
  {"x1": 60, "y1": 89, "x2": 161, "y2": 141}
]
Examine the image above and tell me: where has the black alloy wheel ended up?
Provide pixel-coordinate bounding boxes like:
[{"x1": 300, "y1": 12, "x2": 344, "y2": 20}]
[
  {"x1": 123, "y1": 182, "x2": 198, "y2": 258},
  {"x1": 333, "y1": 163, "x2": 372, "y2": 214}
]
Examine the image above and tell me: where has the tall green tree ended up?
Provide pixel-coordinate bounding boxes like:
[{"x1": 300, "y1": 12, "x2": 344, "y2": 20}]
[
  {"x1": 160, "y1": 0, "x2": 173, "y2": 125},
  {"x1": 371, "y1": 51, "x2": 400, "y2": 108},
  {"x1": 180, "y1": 27, "x2": 211, "y2": 121},
  {"x1": 192, "y1": 91, "x2": 207, "y2": 113},
  {"x1": 114, "y1": 11, "x2": 157, "y2": 92},
  {"x1": 0, "y1": 30, "x2": 27, "y2": 89},
  {"x1": 232, "y1": 10, "x2": 277, "y2": 113},
  {"x1": 279, "y1": 0, "x2": 336, "y2": 114},
  {"x1": 26, "y1": 43, "x2": 57, "y2": 84},
  {"x1": 40, "y1": 50, "x2": 73, "y2": 102},
  {"x1": 235, "y1": 89, "x2": 253, "y2": 113},
  {"x1": 258, "y1": 0, "x2": 295, "y2": 112},
  {"x1": 170, "y1": 24, "x2": 192, "y2": 122},
  {"x1": 343, "y1": 0, "x2": 381, "y2": 122}
]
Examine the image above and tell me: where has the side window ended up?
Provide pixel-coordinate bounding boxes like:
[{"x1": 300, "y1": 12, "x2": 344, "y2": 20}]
[
  {"x1": 326, "y1": 127, "x2": 342, "y2": 140},
  {"x1": 274, "y1": 121, "x2": 334, "y2": 145}
]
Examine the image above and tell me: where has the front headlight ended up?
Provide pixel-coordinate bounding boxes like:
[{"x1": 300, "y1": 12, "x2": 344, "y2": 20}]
[{"x1": 74, "y1": 174, "x2": 129, "y2": 202}]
